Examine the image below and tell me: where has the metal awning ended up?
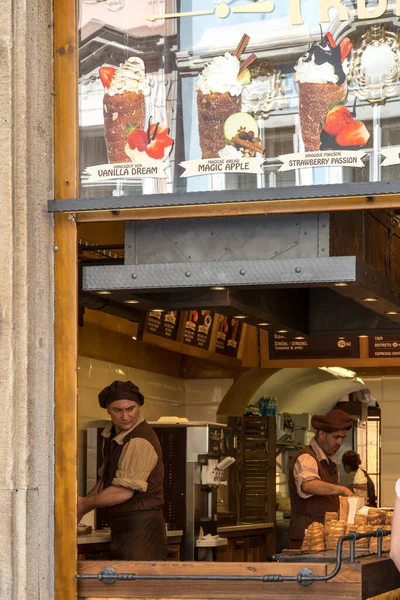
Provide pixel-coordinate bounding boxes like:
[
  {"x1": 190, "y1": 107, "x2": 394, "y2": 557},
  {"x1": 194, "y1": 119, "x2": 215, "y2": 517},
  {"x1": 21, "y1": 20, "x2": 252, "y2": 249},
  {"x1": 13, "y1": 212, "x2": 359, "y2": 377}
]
[{"x1": 81, "y1": 256, "x2": 400, "y2": 336}]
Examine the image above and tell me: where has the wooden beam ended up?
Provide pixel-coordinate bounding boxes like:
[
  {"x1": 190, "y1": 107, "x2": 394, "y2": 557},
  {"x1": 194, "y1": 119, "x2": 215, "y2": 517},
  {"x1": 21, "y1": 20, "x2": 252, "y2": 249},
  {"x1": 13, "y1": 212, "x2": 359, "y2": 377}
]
[
  {"x1": 75, "y1": 194, "x2": 400, "y2": 223},
  {"x1": 54, "y1": 0, "x2": 78, "y2": 598},
  {"x1": 77, "y1": 560, "x2": 340, "y2": 599}
]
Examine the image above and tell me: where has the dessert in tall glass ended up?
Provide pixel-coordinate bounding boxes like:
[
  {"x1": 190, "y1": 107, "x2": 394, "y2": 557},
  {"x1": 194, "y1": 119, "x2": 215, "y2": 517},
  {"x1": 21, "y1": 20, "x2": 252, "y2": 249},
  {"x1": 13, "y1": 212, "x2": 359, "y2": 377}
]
[
  {"x1": 294, "y1": 33, "x2": 352, "y2": 152},
  {"x1": 100, "y1": 57, "x2": 149, "y2": 163},
  {"x1": 194, "y1": 30, "x2": 260, "y2": 161}
]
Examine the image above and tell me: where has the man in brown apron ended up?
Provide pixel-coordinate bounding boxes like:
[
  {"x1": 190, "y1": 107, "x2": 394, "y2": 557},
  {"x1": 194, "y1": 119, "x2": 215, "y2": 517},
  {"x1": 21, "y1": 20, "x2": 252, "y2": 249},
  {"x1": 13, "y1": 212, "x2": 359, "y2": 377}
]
[
  {"x1": 77, "y1": 380, "x2": 167, "y2": 560},
  {"x1": 288, "y1": 408, "x2": 355, "y2": 549}
]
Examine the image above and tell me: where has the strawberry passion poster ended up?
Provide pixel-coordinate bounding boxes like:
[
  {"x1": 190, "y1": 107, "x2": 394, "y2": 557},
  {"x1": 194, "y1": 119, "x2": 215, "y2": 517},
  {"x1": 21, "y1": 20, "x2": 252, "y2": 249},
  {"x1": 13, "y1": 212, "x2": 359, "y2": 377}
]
[{"x1": 79, "y1": 1, "x2": 400, "y2": 194}]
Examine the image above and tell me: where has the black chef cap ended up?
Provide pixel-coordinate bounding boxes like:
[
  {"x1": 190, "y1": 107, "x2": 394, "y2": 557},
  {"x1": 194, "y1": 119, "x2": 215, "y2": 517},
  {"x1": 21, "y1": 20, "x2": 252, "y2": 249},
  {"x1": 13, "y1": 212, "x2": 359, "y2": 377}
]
[{"x1": 98, "y1": 380, "x2": 144, "y2": 408}]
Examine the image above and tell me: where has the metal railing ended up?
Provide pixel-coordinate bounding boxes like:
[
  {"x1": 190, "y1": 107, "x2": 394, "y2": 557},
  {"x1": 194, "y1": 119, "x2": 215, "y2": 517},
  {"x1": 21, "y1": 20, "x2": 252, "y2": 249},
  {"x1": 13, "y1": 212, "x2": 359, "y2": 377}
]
[{"x1": 76, "y1": 528, "x2": 390, "y2": 587}]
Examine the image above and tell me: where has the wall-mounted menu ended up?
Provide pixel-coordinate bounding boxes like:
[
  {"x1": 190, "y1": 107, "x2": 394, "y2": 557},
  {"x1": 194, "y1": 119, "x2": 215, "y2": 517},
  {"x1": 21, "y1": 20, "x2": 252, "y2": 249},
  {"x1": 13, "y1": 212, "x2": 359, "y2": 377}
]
[
  {"x1": 215, "y1": 316, "x2": 243, "y2": 358},
  {"x1": 269, "y1": 334, "x2": 359, "y2": 360},
  {"x1": 146, "y1": 310, "x2": 180, "y2": 340},
  {"x1": 369, "y1": 335, "x2": 400, "y2": 358},
  {"x1": 183, "y1": 310, "x2": 214, "y2": 350}
]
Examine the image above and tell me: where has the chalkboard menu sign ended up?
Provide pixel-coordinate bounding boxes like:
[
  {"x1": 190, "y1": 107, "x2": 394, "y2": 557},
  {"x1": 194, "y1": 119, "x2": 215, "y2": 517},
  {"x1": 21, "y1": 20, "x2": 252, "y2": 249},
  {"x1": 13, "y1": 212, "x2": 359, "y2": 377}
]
[
  {"x1": 369, "y1": 335, "x2": 400, "y2": 358},
  {"x1": 215, "y1": 316, "x2": 243, "y2": 358},
  {"x1": 146, "y1": 310, "x2": 179, "y2": 340},
  {"x1": 269, "y1": 334, "x2": 359, "y2": 360},
  {"x1": 183, "y1": 310, "x2": 214, "y2": 350}
]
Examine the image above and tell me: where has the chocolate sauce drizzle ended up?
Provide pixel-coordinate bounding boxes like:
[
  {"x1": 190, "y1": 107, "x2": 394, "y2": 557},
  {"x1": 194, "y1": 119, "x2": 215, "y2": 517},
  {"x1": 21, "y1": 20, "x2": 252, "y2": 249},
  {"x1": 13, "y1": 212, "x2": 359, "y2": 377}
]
[{"x1": 302, "y1": 32, "x2": 346, "y2": 85}]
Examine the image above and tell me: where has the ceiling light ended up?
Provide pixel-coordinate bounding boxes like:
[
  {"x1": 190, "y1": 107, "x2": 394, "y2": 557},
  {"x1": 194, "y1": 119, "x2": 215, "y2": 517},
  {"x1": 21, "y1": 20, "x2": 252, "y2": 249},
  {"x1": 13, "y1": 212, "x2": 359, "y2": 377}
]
[
  {"x1": 210, "y1": 286, "x2": 226, "y2": 291},
  {"x1": 294, "y1": 337, "x2": 305, "y2": 340},
  {"x1": 335, "y1": 283, "x2": 349, "y2": 287},
  {"x1": 233, "y1": 315, "x2": 248, "y2": 319},
  {"x1": 152, "y1": 309, "x2": 164, "y2": 313},
  {"x1": 385, "y1": 311, "x2": 399, "y2": 315},
  {"x1": 277, "y1": 330, "x2": 288, "y2": 333},
  {"x1": 359, "y1": 335, "x2": 368, "y2": 338},
  {"x1": 258, "y1": 322, "x2": 271, "y2": 327},
  {"x1": 97, "y1": 291, "x2": 111, "y2": 295},
  {"x1": 363, "y1": 298, "x2": 378, "y2": 302},
  {"x1": 132, "y1": 336, "x2": 137, "y2": 341},
  {"x1": 124, "y1": 300, "x2": 140, "y2": 305}
]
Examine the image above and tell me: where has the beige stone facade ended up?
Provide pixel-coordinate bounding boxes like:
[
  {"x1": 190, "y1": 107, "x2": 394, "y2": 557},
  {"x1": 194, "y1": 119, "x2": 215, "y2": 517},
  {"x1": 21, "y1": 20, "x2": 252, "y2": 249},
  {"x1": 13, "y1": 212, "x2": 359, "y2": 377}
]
[{"x1": 0, "y1": 0, "x2": 54, "y2": 598}]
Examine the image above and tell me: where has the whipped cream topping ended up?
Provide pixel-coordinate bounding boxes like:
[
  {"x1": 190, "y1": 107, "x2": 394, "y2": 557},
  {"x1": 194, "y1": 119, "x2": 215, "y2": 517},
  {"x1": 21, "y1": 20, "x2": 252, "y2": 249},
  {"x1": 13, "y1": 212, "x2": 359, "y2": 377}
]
[
  {"x1": 294, "y1": 35, "x2": 347, "y2": 85},
  {"x1": 107, "y1": 57, "x2": 150, "y2": 96},
  {"x1": 218, "y1": 145, "x2": 244, "y2": 159},
  {"x1": 195, "y1": 53, "x2": 242, "y2": 96},
  {"x1": 294, "y1": 55, "x2": 339, "y2": 84}
]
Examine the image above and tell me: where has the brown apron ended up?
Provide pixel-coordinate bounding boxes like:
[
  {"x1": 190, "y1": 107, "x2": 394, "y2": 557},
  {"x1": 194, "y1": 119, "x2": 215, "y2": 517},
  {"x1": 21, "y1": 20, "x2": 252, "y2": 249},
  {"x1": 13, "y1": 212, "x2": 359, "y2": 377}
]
[
  {"x1": 288, "y1": 445, "x2": 339, "y2": 549},
  {"x1": 109, "y1": 509, "x2": 167, "y2": 560}
]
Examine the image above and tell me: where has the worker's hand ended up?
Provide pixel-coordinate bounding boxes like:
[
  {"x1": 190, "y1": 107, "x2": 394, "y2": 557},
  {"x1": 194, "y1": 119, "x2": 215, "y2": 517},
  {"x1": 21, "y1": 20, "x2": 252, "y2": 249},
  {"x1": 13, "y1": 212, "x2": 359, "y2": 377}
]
[
  {"x1": 77, "y1": 496, "x2": 87, "y2": 523},
  {"x1": 340, "y1": 487, "x2": 356, "y2": 497}
]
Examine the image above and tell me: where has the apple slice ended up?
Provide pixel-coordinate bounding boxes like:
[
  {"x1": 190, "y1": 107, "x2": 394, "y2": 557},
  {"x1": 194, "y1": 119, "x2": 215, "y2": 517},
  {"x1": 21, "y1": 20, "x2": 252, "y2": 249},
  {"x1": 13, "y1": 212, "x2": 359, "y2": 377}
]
[
  {"x1": 237, "y1": 68, "x2": 251, "y2": 85},
  {"x1": 224, "y1": 112, "x2": 259, "y2": 144}
]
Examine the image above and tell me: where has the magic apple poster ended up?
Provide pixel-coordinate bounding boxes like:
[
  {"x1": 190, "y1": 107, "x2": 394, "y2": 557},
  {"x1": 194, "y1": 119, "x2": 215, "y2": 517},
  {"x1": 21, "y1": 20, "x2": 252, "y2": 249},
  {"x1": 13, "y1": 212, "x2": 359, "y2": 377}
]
[{"x1": 79, "y1": 0, "x2": 400, "y2": 197}]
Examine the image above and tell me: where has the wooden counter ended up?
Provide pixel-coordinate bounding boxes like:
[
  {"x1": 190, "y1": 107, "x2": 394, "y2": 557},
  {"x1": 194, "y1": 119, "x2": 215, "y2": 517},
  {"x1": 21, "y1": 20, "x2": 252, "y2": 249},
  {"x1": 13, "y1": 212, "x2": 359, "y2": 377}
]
[
  {"x1": 77, "y1": 530, "x2": 184, "y2": 561},
  {"x1": 78, "y1": 554, "x2": 400, "y2": 599}
]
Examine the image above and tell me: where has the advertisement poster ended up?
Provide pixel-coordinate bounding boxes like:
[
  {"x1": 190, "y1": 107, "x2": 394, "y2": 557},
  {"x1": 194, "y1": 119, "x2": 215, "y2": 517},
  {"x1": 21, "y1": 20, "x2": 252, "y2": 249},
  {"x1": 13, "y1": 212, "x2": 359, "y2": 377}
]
[
  {"x1": 183, "y1": 310, "x2": 214, "y2": 350},
  {"x1": 215, "y1": 315, "x2": 243, "y2": 358},
  {"x1": 146, "y1": 310, "x2": 180, "y2": 340},
  {"x1": 79, "y1": 1, "x2": 400, "y2": 199},
  {"x1": 269, "y1": 333, "x2": 360, "y2": 360}
]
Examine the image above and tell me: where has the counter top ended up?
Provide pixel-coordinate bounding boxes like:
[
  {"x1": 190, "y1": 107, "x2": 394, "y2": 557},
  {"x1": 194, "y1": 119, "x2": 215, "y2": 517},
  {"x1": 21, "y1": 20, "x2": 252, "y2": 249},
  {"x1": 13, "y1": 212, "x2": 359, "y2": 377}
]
[
  {"x1": 217, "y1": 522, "x2": 274, "y2": 533},
  {"x1": 78, "y1": 529, "x2": 183, "y2": 545}
]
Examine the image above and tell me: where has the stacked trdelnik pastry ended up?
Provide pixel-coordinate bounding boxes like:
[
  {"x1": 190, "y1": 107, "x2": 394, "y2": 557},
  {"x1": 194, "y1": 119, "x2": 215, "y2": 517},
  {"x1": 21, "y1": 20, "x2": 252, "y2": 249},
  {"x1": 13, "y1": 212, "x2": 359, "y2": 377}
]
[
  {"x1": 301, "y1": 507, "x2": 392, "y2": 553},
  {"x1": 294, "y1": 31, "x2": 352, "y2": 151},
  {"x1": 326, "y1": 520, "x2": 347, "y2": 550},
  {"x1": 301, "y1": 522, "x2": 325, "y2": 551},
  {"x1": 99, "y1": 57, "x2": 149, "y2": 163}
]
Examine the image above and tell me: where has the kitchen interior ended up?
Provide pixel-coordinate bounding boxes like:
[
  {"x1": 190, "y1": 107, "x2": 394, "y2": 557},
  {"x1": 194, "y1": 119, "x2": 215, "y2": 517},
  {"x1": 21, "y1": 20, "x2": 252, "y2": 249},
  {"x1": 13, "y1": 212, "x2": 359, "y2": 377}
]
[{"x1": 76, "y1": 237, "x2": 386, "y2": 564}]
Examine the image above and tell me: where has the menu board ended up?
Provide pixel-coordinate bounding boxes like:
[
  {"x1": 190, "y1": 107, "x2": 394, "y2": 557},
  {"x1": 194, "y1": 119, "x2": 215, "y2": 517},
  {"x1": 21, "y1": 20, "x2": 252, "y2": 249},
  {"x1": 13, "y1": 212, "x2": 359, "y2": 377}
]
[
  {"x1": 215, "y1": 315, "x2": 243, "y2": 358},
  {"x1": 183, "y1": 310, "x2": 214, "y2": 350},
  {"x1": 369, "y1": 335, "x2": 400, "y2": 358},
  {"x1": 78, "y1": 1, "x2": 400, "y2": 203},
  {"x1": 146, "y1": 310, "x2": 180, "y2": 340},
  {"x1": 269, "y1": 334, "x2": 360, "y2": 360}
]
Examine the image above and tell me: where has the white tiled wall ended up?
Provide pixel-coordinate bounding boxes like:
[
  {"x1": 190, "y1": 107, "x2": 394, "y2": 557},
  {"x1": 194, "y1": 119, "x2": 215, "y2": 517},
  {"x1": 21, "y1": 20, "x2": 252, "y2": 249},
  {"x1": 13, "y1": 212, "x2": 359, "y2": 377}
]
[
  {"x1": 363, "y1": 376, "x2": 400, "y2": 507},
  {"x1": 184, "y1": 378, "x2": 234, "y2": 422}
]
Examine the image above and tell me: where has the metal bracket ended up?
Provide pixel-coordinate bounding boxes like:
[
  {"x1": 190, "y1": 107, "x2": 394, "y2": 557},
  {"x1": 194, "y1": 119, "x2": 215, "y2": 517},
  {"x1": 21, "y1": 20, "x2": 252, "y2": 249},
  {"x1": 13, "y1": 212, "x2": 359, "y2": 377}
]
[{"x1": 98, "y1": 567, "x2": 118, "y2": 584}]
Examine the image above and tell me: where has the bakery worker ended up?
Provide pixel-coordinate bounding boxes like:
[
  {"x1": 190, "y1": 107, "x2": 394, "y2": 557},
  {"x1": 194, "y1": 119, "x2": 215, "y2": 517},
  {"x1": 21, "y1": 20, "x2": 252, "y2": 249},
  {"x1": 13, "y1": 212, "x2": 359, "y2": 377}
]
[
  {"x1": 342, "y1": 450, "x2": 377, "y2": 507},
  {"x1": 77, "y1": 380, "x2": 167, "y2": 560},
  {"x1": 288, "y1": 409, "x2": 355, "y2": 549}
]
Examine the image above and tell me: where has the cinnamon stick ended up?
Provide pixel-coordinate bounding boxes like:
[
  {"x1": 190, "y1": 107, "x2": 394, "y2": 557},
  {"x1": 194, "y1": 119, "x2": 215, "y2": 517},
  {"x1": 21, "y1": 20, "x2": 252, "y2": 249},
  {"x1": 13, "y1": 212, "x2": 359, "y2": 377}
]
[
  {"x1": 231, "y1": 137, "x2": 265, "y2": 154},
  {"x1": 238, "y1": 52, "x2": 257, "y2": 73},
  {"x1": 234, "y1": 34, "x2": 250, "y2": 58}
]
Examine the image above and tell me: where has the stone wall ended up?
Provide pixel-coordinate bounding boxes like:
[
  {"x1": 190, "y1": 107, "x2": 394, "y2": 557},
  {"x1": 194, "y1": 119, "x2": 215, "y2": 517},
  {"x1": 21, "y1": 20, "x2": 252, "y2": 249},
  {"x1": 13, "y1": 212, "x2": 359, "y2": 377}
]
[{"x1": 0, "y1": 0, "x2": 54, "y2": 598}]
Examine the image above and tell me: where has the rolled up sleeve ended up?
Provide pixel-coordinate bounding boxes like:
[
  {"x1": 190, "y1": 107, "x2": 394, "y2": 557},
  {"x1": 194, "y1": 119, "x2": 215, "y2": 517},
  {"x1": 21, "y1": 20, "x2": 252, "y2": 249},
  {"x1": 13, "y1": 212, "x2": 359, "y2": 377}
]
[
  {"x1": 293, "y1": 454, "x2": 320, "y2": 499},
  {"x1": 112, "y1": 438, "x2": 158, "y2": 492}
]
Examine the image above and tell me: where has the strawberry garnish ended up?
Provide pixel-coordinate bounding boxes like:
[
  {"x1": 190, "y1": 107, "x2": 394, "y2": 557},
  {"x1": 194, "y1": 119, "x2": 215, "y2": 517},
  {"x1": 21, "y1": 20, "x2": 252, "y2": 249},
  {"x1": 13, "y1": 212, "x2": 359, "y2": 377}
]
[
  {"x1": 99, "y1": 66, "x2": 116, "y2": 88},
  {"x1": 156, "y1": 133, "x2": 174, "y2": 148},
  {"x1": 149, "y1": 123, "x2": 170, "y2": 137},
  {"x1": 324, "y1": 32, "x2": 336, "y2": 48},
  {"x1": 146, "y1": 138, "x2": 166, "y2": 160},
  {"x1": 339, "y1": 37, "x2": 352, "y2": 62},
  {"x1": 127, "y1": 128, "x2": 148, "y2": 152}
]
